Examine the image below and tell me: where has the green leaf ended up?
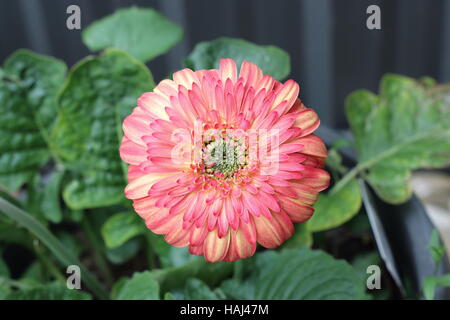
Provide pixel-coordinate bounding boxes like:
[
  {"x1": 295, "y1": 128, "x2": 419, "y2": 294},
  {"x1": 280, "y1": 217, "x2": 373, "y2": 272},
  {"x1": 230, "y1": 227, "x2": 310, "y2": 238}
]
[
  {"x1": 0, "y1": 255, "x2": 9, "y2": 278},
  {"x1": 3, "y1": 49, "x2": 67, "y2": 138},
  {"x1": 308, "y1": 178, "x2": 362, "y2": 232},
  {"x1": 185, "y1": 37, "x2": 290, "y2": 81},
  {"x1": 220, "y1": 249, "x2": 365, "y2": 300},
  {"x1": 147, "y1": 233, "x2": 199, "y2": 268},
  {"x1": 150, "y1": 258, "x2": 233, "y2": 294},
  {"x1": 106, "y1": 237, "x2": 142, "y2": 265},
  {"x1": 183, "y1": 278, "x2": 222, "y2": 300},
  {"x1": 344, "y1": 74, "x2": 450, "y2": 204},
  {"x1": 428, "y1": 229, "x2": 445, "y2": 266},
  {"x1": 423, "y1": 274, "x2": 450, "y2": 300},
  {"x1": 4, "y1": 282, "x2": 92, "y2": 300},
  {"x1": 82, "y1": 7, "x2": 183, "y2": 63},
  {"x1": 116, "y1": 271, "x2": 160, "y2": 300},
  {"x1": 0, "y1": 50, "x2": 66, "y2": 191},
  {"x1": 282, "y1": 223, "x2": 312, "y2": 249},
  {"x1": 41, "y1": 170, "x2": 64, "y2": 223},
  {"x1": 26, "y1": 170, "x2": 64, "y2": 223},
  {"x1": 51, "y1": 49, "x2": 154, "y2": 209},
  {"x1": 164, "y1": 292, "x2": 175, "y2": 300},
  {"x1": 0, "y1": 197, "x2": 108, "y2": 299},
  {"x1": 102, "y1": 212, "x2": 144, "y2": 248}
]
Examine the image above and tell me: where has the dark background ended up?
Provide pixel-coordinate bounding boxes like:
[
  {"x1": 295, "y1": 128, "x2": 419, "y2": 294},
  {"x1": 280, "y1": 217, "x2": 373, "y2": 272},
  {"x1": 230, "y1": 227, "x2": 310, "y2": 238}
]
[{"x1": 1, "y1": 0, "x2": 449, "y2": 128}]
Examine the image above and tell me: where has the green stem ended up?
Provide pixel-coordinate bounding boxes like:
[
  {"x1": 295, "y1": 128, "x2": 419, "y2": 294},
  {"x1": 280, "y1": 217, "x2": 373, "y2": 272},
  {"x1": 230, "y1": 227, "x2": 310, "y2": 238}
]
[
  {"x1": 81, "y1": 216, "x2": 114, "y2": 286},
  {"x1": 0, "y1": 197, "x2": 109, "y2": 300},
  {"x1": 330, "y1": 129, "x2": 447, "y2": 195},
  {"x1": 330, "y1": 164, "x2": 363, "y2": 195},
  {"x1": 33, "y1": 239, "x2": 66, "y2": 283}
]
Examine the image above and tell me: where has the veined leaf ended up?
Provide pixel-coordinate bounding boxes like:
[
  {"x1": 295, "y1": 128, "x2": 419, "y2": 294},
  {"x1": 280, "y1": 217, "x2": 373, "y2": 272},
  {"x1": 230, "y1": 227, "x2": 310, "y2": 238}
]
[
  {"x1": 220, "y1": 249, "x2": 365, "y2": 300},
  {"x1": 0, "y1": 50, "x2": 66, "y2": 191},
  {"x1": 51, "y1": 49, "x2": 154, "y2": 209},
  {"x1": 115, "y1": 271, "x2": 160, "y2": 300},
  {"x1": 150, "y1": 258, "x2": 233, "y2": 294},
  {"x1": 183, "y1": 278, "x2": 224, "y2": 300},
  {"x1": 82, "y1": 7, "x2": 183, "y2": 63},
  {"x1": 3, "y1": 49, "x2": 67, "y2": 138},
  {"x1": 101, "y1": 212, "x2": 144, "y2": 248},
  {"x1": 185, "y1": 37, "x2": 290, "y2": 81},
  {"x1": 344, "y1": 74, "x2": 450, "y2": 204},
  {"x1": 308, "y1": 178, "x2": 362, "y2": 232},
  {"x1": 4, "y1": 282, "x2": 91, "y2": 300}
]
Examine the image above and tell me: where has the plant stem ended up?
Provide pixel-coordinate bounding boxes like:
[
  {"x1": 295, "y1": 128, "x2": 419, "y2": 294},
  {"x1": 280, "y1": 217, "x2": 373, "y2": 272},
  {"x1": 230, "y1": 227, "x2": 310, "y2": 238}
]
[
  {"x1": 33, "y1": 239, "x2": 66, "y2": 283},
  {"x1": 0, "y1": 197, "x2": 109, "y2": 299},
  {"x1": 329, "y1": 164, "x2": 363, "y2": 195},
  {"x1": 330, "y1": 129, "x2": 447, "y2": 195},
  {"x1": 81, "y1": 216, "x2": 114, "y2": 286}
]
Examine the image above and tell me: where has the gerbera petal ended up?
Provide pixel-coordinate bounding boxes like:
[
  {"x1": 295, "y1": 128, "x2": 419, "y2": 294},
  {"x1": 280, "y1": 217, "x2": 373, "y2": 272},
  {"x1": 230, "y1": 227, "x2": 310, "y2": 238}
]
[
  {"x1": 203, "y1": 229, "x2": 231, "y2": 262},
  {"x1": 254, "y1": 210, "x2": 294, "y2": 248},
  {"x1": 219, "y1": 58, "x2": 237, "y2": 83}
]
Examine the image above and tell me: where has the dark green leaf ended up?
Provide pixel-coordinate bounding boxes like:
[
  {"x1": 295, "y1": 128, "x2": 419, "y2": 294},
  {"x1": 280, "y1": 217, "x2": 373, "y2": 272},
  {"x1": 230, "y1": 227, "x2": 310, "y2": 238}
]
[
  {"x1": 116, "y1": 271, "x2": 160, "y2": 300},
  {"x1": 183, "y1": 278, "x2": 222, "y2": 300},
  {"x1": 345, "y1": 74, "x2": 450, "y2": 204},
  {"x1": 82, "y1": 7, "x2": 183, "y2": 63},
  {"x1": 220, "y1": 249, "x2": 365, "y2": 300},
  {"x1": 308, "y1": 178, "x2": 362, "y2": 232},
  {"x1": 150, "y1": 258, "x2": 233, "y2": 294},
  {"x1": 3, "y1": 49, "x2": 67, "y2": 138},
  {"x1": 282, "y1": 223, "x2": 312, "y2": 249},
  {"x1": 5, "y1": 282, "x2": 92, "y2": 300},
  {"x1": 185, "y1": 37, "x2": 290, "y2": 81},
  {"x1": 147, "y1": 233, "x2": 199, "y2": 268},
  {"x1": 102, "y1": 212, "x2": 144, "y2": 248},
  {"x1": 0, "y1": 255, "x2": 9, "y2": 278},
  {"x1": 26, "y1": 170, "x2": 64, "y2": 224},
  {"x1": 51, "y1": 49, "x2": 154, "y2": 209},
  {"x1": 0, "y1": 49, "x2": 66, "y2": 191},
  {"x1": 41, "y1": 170, "x2": 64, "y2": 223},
  {"x1": 106, "y1": 237, "x2": 142, "y2": 265}
]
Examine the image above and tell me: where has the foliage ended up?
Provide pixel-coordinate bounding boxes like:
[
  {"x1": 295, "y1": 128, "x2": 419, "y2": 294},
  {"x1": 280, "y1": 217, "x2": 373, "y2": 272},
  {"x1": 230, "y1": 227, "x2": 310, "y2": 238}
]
[
  {"x1": 82, "y1": 7, "x2": 183, "y2": 63},
  {"x1": 422, "y1": 229, "x2": 450, "y2": 300},
  {"x1": 185, "y1": 37, "x2": 290, "y2": 81},
  {"x1": 0, "y1": 6, "x2": 448, "y2": 301}
]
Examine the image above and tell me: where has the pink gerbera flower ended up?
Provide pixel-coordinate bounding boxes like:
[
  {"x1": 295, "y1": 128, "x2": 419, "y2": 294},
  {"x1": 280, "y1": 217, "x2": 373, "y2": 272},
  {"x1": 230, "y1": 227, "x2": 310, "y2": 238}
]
[{"x1": 120, "y1": 59, "x2": 330, "y2": 262}]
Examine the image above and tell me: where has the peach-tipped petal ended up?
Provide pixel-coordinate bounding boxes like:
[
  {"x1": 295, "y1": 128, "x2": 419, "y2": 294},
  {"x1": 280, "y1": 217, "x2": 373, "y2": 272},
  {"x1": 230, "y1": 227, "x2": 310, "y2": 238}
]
[{"x1": 120, "y1": 58, "x2": 329, "y2": 262}]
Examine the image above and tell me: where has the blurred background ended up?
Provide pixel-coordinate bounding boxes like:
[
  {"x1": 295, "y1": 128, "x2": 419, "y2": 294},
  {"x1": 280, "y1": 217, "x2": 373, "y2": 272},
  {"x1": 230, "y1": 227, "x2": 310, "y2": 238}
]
[{"x1": 1, "y1": 0, "x2": 450, "y2": 129}]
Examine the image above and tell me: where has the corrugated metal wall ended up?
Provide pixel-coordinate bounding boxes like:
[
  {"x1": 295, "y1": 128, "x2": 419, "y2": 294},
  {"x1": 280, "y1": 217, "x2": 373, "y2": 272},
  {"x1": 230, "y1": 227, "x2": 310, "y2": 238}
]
[{"x1": 1, "y1": 0, "x2": 449, "y2": 128}]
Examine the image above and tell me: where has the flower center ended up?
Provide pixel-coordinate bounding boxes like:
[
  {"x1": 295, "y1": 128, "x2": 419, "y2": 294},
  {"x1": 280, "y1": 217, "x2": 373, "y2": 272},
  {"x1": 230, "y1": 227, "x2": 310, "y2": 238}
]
[{"x1": 202, "y1": 134, "x2": 246, "y2": 178}]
